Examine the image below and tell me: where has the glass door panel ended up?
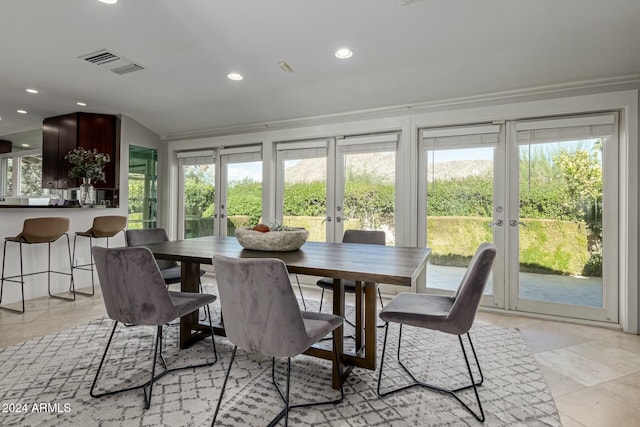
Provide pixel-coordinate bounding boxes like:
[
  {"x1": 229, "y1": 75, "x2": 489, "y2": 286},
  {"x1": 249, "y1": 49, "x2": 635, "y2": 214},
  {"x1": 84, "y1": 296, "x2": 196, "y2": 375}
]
[
  {"x1": 128, "y1": 146, "x2": 157, "y2": 229},
  {"x1": 221, "y1": 159, "x2": 262, "y2": 237},
  {"x1": 511, "y1": 113, "x2": 618, "y2": 323},
  {"x1": 425, "y1": 147, "x2": 496, "y2": 294},
  {"x1": 178, "y1": 153, "x2": 215, "y2": 239},
  {"x1": 276, "y1": 141, "x2": 330, "y2": 242},
  {"x1": 420, "y1": 124, "x2": 503, "y2": 303},
  {"x1": 336, "y1": 135, "x2": 398, "y2": 245}
]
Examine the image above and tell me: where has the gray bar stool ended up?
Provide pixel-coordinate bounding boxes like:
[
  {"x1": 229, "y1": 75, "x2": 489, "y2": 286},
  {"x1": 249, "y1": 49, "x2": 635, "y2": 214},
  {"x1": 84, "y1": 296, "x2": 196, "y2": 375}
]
[
  {"x1": 0, "y1": 217, "x2": 75, "y2": 313},
  {"x1": 72, "y1": 215, "x2": 127, "y2": 296}
]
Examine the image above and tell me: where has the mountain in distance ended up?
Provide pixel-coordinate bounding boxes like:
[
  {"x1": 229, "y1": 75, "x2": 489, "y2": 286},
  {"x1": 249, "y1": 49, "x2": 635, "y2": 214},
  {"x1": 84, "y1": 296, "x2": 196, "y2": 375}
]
[{"x1": 285, "y1": 153, "x2": 492, "y2": 183}]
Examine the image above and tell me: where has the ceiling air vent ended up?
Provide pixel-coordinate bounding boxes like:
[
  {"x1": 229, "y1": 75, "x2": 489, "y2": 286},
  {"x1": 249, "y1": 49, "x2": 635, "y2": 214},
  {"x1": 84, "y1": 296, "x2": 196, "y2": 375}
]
[
  {"x1": 81, "y1": 49, "x2": 120, "y2": 65},
  {"x1": 111, "y1": 63, "x2": 144, "y2": 75},
  {"x1": 78, "y1": 49, "x2": 145, "y2": 75}
]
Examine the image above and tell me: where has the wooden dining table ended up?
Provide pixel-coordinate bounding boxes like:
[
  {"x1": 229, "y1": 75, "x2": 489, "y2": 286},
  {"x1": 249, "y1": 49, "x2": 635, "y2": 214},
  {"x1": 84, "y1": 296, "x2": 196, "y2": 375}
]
[{"x1": 143, "y1": 236, "x2": 430, "y2": 388}]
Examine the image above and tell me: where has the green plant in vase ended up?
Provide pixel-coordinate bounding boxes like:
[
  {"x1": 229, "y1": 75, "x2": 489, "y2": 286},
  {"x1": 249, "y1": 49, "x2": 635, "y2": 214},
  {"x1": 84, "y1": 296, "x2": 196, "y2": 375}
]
[{"x1": 65, "y1": 147, "x2": 111, "y2": 205}]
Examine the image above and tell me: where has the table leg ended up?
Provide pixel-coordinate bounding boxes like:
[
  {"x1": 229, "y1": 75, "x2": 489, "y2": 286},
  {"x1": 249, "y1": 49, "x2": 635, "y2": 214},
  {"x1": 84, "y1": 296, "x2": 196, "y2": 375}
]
[
  {"x1": 363, "y1": 282, "x2": 377, "y2": 369},
  {"x1": 354, "y1": 281, "x2": 364, "y2": 351},
  {"x1": 331, "y1": 278, "x2": 345, "y2": 389},
  {"x1": 179, "y1": 261, "x2": 205, "y2": 349}
]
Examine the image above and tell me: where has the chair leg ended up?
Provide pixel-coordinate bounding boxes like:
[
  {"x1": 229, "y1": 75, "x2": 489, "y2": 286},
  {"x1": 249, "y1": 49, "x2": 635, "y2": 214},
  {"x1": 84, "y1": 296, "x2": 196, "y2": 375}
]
[
  {"x1": 377, "y1": 324, "x2": 485, "y2": 422},
  {"x1": 91, "y1": 321, "x2": 154, "y2": 399},
  {"x1": 269, "y1": 330, "x2": 345, "y2": 426},
  {"x1": 318, "y1": 288, "x2": 324, "y2": 312},
  {"x1": 93, "y1": 311, "x2": 218, "y2": 410},
  {"x1": 73, "y1": 234, "x2": 96, "y2": 296},
  {"x1": 0, "y1": 240, "x2": 26, "y2": 314},
  {"x1": 48, "y1": 234, "x2": 76, "y2": 302},
  {"x1": 211, "y1": 346, "x2": 237, "y2": 426},
  {"x1": 142, "y1": 325, "x2": 162, "y2": 409}
]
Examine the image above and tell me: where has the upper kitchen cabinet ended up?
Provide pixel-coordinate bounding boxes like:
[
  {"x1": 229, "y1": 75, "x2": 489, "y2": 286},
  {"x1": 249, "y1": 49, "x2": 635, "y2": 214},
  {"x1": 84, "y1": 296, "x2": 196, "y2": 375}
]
[{"x1": 42, "y1": 112, "x2": 120, "y2": 190}]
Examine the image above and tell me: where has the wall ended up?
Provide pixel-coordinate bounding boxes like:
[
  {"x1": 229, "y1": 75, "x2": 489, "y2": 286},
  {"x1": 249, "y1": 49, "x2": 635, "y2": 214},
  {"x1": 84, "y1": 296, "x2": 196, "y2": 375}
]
[{"x1": 0, "y1": 115, "x2": 160, "y2": 306}]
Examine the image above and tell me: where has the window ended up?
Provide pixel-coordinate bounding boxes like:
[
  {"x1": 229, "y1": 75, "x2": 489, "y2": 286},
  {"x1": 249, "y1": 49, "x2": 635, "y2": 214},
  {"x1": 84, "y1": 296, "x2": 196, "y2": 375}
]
[{"x1": 0, "y1": 149, "x2": 43, "y2": 196}]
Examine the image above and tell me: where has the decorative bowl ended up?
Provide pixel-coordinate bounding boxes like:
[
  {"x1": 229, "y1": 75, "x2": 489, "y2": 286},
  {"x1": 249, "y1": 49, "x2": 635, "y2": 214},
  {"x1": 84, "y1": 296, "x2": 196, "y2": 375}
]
[{"x1": 235, "y1": 227, "x2": 309, "y2": 251}]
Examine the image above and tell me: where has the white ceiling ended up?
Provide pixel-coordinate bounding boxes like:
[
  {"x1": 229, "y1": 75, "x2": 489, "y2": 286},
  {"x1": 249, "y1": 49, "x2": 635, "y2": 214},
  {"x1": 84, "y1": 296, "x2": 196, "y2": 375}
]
[{"x1": 1, "y1": 0, "x2": 639, "y2": 142}]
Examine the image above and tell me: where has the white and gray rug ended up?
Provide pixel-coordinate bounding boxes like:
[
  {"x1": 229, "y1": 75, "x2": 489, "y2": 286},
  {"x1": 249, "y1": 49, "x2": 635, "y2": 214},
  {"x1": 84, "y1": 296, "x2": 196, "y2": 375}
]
[{"x1": 0, "y1": 304, "x2": 560, "y2": 426}]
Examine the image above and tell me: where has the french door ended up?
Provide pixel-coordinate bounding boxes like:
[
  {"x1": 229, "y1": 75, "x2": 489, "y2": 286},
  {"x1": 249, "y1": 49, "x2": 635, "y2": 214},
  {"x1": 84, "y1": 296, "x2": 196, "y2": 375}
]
[
  {"x1": 177, "y1": 146, "x2": 262, "y2": 239},
  {"x1": 508, "y1": 114, "x2": 618, "y2": 322},
  {"x1": 275, "y1": 133, "x2": 398, "y2": 244},
  {"x1": 419, "y1": 124, "x2": 505, "y2": 307},
  {"x1": 420, "y1": 113, "x2": 619, "y2": 323}
]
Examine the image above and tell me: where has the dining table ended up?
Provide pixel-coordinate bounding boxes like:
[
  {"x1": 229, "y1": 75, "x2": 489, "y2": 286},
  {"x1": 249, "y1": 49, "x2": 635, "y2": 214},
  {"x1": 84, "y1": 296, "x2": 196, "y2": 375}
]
[{"x1": 143, "y1": 235, "x2": 431, "y2": 389}]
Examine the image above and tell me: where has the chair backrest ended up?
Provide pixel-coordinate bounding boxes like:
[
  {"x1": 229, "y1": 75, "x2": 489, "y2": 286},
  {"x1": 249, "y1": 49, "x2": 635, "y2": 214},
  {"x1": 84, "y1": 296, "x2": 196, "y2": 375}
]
[
  {"x1": 92, "y1": 246, "x2": 179, "y2": 325},
  {"x1": 125, "y1": 228, "x2": 178, "y2": 270},
  {"x1": 18, "y1": 217, "x2": 69, "y2": 243},
  {"x1": 342, "y1": 229, "x2": 386, "y2": 245},
  {"x1": 446, "y1": 242, "x2": 497, "y2": 335},
  {"x1": 212, "y1": 255, "x2": 310, "y2": 358},
  {"x1": 90, "y1": 215, "x2": 127, "y2": 238}
]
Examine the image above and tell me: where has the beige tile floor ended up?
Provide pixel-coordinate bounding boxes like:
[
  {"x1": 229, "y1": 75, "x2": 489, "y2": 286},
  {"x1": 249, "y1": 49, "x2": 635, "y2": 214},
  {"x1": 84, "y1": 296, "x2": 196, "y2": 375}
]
[{"x1": 1, "y1": 278, "x2": 640, "y2": 427}]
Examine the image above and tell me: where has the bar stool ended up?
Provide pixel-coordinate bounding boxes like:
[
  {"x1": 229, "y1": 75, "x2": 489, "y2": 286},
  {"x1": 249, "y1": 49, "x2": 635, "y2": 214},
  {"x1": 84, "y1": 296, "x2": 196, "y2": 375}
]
[
  {"x1": 0, "y1": 217, "x2": 75, "y2": 313},
  {"x1": 72, "y1": 215, "x2": 127, "y2": 296}
]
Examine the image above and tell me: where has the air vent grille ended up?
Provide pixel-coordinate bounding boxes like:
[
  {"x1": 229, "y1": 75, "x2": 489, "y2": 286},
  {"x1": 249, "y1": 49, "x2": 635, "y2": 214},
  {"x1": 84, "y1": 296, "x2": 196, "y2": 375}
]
[
  {"x1": 82, "y1": 50, "x2": 120, "y2": 65},
  {"x1": 78, "y1": 49, "x2": 145, "y2": 75},
  {"x1": 111, "y1": 63, "x2": 144, "y2": 75}
]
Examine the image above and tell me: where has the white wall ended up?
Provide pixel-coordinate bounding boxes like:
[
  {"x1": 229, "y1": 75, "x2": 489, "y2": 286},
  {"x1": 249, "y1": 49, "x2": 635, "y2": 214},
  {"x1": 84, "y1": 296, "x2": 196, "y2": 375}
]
[{"x1": 0, "y1": 115, "x2": 160, "y2": 306}]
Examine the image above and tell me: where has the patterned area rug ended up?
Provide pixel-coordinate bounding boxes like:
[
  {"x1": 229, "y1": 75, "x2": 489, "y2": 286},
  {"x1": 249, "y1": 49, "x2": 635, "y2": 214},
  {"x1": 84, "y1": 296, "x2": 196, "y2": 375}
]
[{"x1": 0, "y1": 303, "x2": 560, "y2": 426}]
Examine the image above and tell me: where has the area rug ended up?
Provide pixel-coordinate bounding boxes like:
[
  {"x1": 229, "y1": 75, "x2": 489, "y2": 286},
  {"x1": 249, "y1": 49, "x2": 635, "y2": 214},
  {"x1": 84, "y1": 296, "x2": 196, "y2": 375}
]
[{"x1": 0, "y1": 303, "x2": 560, "y2": 426}]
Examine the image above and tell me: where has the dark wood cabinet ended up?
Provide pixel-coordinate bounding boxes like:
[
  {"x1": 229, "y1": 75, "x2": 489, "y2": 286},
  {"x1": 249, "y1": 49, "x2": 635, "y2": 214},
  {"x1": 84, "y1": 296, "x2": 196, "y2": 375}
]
[
  {"x1": 42, "y1": 112, "x2": 120, "y2": 206},
  {"x1": 0, "y1": 140, "x2": 11, "y2": 154},
  {"x1": 43, "y1": 113, "x2": 118, "y2": 188}
]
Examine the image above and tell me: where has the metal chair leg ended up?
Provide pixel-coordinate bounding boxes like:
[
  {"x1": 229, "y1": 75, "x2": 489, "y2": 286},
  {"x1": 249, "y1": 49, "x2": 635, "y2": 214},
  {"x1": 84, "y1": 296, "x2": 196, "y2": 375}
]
[
  {"x1": 269, "y1": 330, "x2": 345, "y2": 425},
  {"x1": 377, "y1": 324, "x2": 485, "y2": 422},
  {"x1": 0, "y1": 240, "x2": 25, "y2": 314},
  {"x1": 211, "y1": 346, "x2": 237, "y2": 426},
  {"x1": 92, "y1": 307, "x2": 218, "y2": 409},
  {"x1": 72, "y1": 234, "x2": 97, "y2": 296},
  {"x1": 48, "y1": 234, "x2": 75, "y2": 302}
]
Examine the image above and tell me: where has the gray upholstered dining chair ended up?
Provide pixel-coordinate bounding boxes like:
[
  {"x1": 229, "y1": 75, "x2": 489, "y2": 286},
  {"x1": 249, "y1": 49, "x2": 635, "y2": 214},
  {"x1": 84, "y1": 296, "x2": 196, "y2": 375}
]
[
  {"x1": 126, "y1": 227, "x2": 210, "y2": 320},
  {"x1": 316, "y1": 229, "x2": 386, "y2": 326},
  {"x1": 90, "y1": 246, "x2": 218, "y2": 409},
  {"x1": 211, "y1": 255, "x2": 344, "y2": 427},
  {"x1": 376, "y1": 242, "x2": 497, "y2": 422}
]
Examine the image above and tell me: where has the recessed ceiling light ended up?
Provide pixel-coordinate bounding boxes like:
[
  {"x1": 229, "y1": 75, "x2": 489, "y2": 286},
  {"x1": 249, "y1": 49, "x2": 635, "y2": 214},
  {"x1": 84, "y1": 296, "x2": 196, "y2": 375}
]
[
  {"x1": 17, "y1": 109, "x2": 27, "y2": 114},
  {"x1": 227, "y1": 73, "x2": 243, "y2": 81},
  {"x1": 77, "y1": 102, "x2": 87, "y2": 106},
  {"x1": 335, "y1": 48, "x2": 353, "y2": 59},
  {"x1": 98, "y1": 0, "x2": 118, "y2": 4},
  {"x1": 26, "y1": 88, "x2": 38, "y2": 94},
  {"x1": 21, "y1": 144, "x2": 30, "y2": 147}
]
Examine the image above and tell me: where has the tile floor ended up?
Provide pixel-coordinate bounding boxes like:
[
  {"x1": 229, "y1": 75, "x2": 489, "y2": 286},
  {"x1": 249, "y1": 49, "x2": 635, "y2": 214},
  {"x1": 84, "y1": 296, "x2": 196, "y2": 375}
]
[{"x1": 1, "y1": 277, "x2": 639, "y2": 427}]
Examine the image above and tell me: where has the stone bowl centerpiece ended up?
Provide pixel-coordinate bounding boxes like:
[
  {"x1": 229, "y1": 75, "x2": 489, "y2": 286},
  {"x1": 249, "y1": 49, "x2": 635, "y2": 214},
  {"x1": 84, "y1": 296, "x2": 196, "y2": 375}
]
[{"x1": 235, "y1": 223, "x2": 309, "y2": 252}]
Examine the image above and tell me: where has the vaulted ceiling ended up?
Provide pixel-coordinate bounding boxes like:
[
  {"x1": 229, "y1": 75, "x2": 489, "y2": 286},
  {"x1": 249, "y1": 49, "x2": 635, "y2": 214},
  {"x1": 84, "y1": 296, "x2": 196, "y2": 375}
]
[{"x1": 1, "y1": 0, "x2": 639, "y2": 141}]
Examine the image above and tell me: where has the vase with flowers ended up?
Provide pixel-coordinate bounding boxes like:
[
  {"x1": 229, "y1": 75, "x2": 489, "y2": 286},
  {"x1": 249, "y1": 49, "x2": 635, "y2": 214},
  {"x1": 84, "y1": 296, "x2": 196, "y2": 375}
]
[{"x1": 64, "y1": 147, "x2": 111, "y2": 206}]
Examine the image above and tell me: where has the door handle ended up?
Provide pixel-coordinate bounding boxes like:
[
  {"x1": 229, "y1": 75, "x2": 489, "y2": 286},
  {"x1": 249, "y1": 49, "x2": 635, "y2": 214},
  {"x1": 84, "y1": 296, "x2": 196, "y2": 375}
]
[
  {"x1": 336, "y1": 216, "x2": 342, "y2": 223},
  {"x1": 326, "y1": 216, "x2": 332, "y2": 222},
  {"x1": 509, "y1": 220, "x2": 526, "y2": 227},
  {"x1": 488, "y1": 219, "x2": 503, "y2": 227}
]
